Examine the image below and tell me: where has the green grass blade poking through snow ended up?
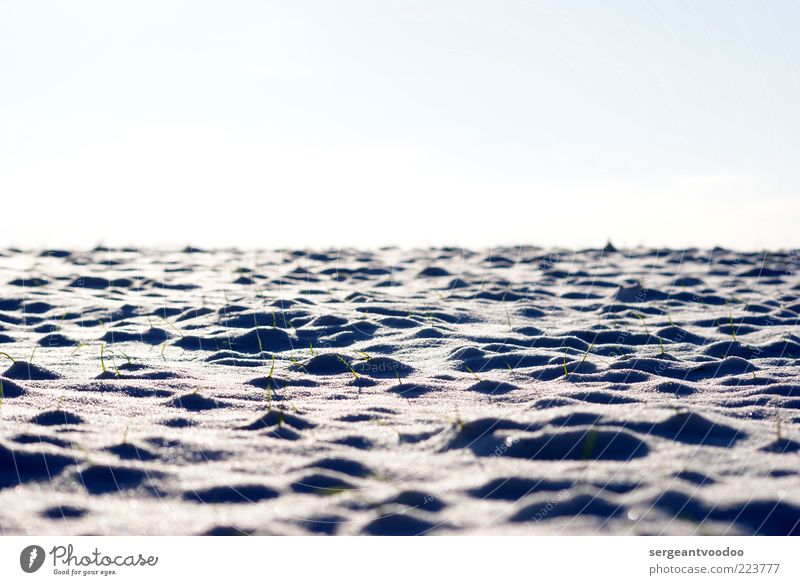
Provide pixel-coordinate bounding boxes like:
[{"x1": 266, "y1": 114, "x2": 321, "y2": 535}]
[
  {"x1": 465, "y1": 365, "x2": 481, "y2": 382},
  {"x1": 255, "y1": 325, "x2": 264, "y2": 353},
  {"x1": 635, "y1": 313, "x2": 650, "y2": 336},
  {"x1": 579, "y1": 343, "x2": 595, "y2": 368},
  {"x1": 336, "y1": 354, "x2": 359, "y2": 380},
  {"x1": 503, "y1": 359, "x2": 519, "y2": 382},
  {"x1": 582, "y1": 429, "x2": 598, "y2": 461},
  {"x1": 99, "y1": 343, "x2": 107, "y2": 374},
  {"x1": 265, "y1": 353, "x2": 280, "y2": 405}
]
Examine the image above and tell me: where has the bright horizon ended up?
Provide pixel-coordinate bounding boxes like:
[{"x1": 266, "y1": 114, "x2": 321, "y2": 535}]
[{"x1": 1, "y1": 0, "x2": 799, "y2": 250}]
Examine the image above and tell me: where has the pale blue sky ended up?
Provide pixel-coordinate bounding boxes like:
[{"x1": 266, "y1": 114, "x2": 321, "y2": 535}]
[{"x1": 1, "y1": 0, "x2": 798, "y2": 249}]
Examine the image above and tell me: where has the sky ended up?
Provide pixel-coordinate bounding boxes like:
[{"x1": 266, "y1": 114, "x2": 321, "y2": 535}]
[{"x1": 1, "y1": 0, "x2": 799, "y2": 250}]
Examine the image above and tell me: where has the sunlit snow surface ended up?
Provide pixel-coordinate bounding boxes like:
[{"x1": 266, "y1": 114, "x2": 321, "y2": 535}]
[{"x1": 1, "y1": 247, "x2": 799, "y2": 535}]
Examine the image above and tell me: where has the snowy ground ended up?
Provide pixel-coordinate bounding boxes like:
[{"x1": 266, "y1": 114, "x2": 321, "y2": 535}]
[{"x1": 1, "y1": 246, "x2": 799, "y2": 535}]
